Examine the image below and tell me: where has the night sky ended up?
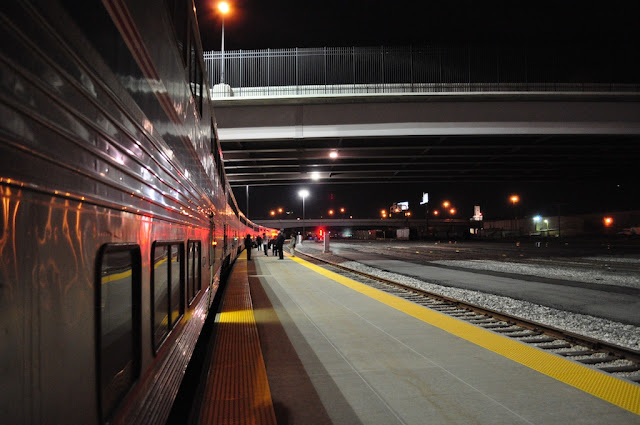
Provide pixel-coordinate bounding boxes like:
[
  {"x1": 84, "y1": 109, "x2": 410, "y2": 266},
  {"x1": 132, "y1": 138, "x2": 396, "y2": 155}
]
[
  {"x1": 194, "y1": 1, "x2": 640, "y2": 221},
  {"x1": 195, "y1": 0, "x2": 639, "y2": 51}
]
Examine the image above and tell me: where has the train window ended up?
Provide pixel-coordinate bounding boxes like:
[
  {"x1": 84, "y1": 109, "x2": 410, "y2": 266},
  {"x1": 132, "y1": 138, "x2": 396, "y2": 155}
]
[
  {"x1": 211, "y1": 123, "x2": 226, "y2": 190},
  {"x1": 151, "y1": 241, "x2": 184, "y2": 352},
  {"x1": 188, "y1": 27, "x2": 203, "y2": 117},
  {"x1": 165, "y1": 0, "x2": 188, "y2": 66},
  {"x1": 96, "y1": 244, "x2": 142, "y2": 422},
  {"x1": 187, "y1": 240, "x2": 201, "y2": 304}
]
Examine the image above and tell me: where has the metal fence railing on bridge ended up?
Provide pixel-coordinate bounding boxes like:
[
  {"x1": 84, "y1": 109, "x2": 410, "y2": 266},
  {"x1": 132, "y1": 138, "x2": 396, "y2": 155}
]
[{"x1": 203, "y1": 45, "x2": 640, "y2": 98}]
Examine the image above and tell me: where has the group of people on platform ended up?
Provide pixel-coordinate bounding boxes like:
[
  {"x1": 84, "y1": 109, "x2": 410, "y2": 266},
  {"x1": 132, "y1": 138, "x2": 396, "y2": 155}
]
[{"x1": 244, "y1": 229, "x2": 297, "y2": 260}]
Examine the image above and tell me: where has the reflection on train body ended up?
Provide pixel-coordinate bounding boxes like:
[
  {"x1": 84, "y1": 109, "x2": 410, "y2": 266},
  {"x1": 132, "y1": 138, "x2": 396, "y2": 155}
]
[{"x1": 0, "y1": 1, "x2": 272, "y2": 424}]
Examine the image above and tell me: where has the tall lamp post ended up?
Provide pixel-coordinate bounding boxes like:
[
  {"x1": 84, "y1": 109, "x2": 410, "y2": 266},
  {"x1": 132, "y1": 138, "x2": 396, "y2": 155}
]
[
  {"x1": 510, "y1": 194, "x2": 520, "y2": 233},
  {"x1": 298, "y1": 189, "x2": 309, "y2": 243},
  {"x1": 217, "y1": 2, "x2": 230, "y2": 84}
]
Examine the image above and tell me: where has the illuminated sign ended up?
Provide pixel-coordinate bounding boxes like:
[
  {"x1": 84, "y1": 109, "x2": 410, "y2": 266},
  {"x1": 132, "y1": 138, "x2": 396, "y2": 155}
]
[{"x1": 391, "y1": 202, "x2": 409, "y2": 213}]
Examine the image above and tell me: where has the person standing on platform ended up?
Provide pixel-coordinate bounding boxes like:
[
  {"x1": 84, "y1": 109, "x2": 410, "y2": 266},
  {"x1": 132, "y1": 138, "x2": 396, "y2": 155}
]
[
  {"x1": 244, "y1": 234, "x2": 252, "y2": 260},
  {"x1": 289, "y1": 233, "x2": 297, "y2": 257},
  {"x1": 262, "y1": 233, "x2": 269, "y2": 256},
  {"x1": 275, "y1": 230, "x2": 285, "y2": 260},
  {"x1": 256, "y1": 234, "x2": 262, "y2": 252}
]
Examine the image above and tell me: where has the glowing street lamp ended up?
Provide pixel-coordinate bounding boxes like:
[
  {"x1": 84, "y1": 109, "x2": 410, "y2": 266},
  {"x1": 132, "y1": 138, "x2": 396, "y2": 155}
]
[
  {"x1": 298, "y1": 189, "x2": 310, "y2": 242},
  {"x1": 604, "y1": 216, "x2": 614, "y2": 227},
  {"x1": 533, "y1": 215, "x2": 541, "y2": 231},
  {"x1": 217, "y1": 2, "x2": 230, "y2": 84},
  {"x1": 509, "y1": 194, "x2": 520, "y2": 232},
  {"x1": 328, "y1": 209, "x2": 335, "y2": 216},
  {"x1": 442, "y1": 201, "x2": 450, "y2": 208}
]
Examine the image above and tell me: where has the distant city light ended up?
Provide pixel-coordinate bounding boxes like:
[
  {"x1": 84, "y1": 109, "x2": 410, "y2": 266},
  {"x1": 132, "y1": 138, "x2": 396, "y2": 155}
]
[
  {"x1": 443, "y1": 201, "x2": 450, "y2": 208},
  {"x1": 340, "y1": 207, "x2": 345, "y2": 213},
  {"x1": 277, "y1": 207, "x2": 283, "y2": 213},
  {"x1": 604, "y1": 216, "x2": 614, "y2": 226},
  {"x1": 533, "y1": 215, "x2": 542, "y2": 222},
  {"x1": 270, "y1": 210, "x2": 275, "y2": 216},
  {"x1": 433, "y1": 210, "x2": 439, "y2": 215},
  {"x1": 328, "y1": 209, "x2": 334, "y2": 215},
  {"x1": 510, "y1": 195, "x2": 520, "y2": 204}
]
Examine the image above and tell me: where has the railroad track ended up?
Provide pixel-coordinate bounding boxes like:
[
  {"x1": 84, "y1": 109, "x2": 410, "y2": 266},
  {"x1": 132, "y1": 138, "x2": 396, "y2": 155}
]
[
  {"x1": 296, "y1": 250, "x2": 640, "y2": 385},
  {"x1": 329, "y1": 243, "x2": 640, "y2": 282}
]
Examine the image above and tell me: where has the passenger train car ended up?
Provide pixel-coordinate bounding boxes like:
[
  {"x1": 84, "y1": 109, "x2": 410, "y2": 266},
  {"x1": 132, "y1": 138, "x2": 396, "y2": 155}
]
[{"x1": 0, "y1": 1, "x2": 268, "y2": 424}]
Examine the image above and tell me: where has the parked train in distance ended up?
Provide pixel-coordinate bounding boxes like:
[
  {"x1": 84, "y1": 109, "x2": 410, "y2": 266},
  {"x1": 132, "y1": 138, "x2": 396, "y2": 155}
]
[{"x1": 0, "y1": 1, "x2": 270, "y2": 424}]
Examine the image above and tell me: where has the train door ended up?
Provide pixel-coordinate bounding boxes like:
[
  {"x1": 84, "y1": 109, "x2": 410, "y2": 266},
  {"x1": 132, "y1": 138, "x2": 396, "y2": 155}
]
[
  {"x1": 206, "y1": 215, "x2": 216, "y2": 311},
  {"x1": 223, "y1": 223, "x2": 227, "y2": 257},
  {"x1": 209, "y1": 214, "x2": 216, "y2": 267}
]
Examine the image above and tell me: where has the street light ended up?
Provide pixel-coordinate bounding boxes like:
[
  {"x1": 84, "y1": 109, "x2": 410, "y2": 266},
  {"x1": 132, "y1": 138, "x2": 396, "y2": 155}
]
[
  {"x1": 217, "y1": 2, "x2": 230, "y2": 84},
  {"x1": 298, "y1": 189, "x2": 309, "y2": 242},
  {"x1": 509, "y1": 194, "x2": 520, "y2": 233}
]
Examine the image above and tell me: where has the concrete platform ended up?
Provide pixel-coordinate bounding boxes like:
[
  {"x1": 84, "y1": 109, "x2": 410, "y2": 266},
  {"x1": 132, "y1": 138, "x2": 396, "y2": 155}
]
[{"x1": 246, "y1": 251, "x2": 640, "y2": 424}]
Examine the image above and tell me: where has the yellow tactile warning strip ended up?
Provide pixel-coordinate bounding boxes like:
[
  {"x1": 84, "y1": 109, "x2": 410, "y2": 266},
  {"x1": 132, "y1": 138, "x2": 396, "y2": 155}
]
[
  {"x1": 199, "y1": 253, "x2": 277, "y2": 425},
  {"x1": 289, "y1": 255, "x2": 640, "y2": 416}
]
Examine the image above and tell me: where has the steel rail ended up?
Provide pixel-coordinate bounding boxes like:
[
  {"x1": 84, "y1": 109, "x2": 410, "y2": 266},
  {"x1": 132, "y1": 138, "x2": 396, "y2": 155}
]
[{"x1": 295, "y1": 249, "x2": 640, "y2": 376}]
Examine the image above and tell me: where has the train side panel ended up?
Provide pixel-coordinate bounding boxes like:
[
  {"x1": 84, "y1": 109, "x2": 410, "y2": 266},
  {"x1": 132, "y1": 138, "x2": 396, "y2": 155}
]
[{"x1": 0, "y1": 1, "x2": 266, "y2": 424}]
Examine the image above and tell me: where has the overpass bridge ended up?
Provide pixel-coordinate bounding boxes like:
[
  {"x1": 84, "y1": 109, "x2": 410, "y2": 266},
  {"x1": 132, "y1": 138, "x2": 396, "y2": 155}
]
[
  {"x1": 203, "y1": 46, "x2": 640, "y2": 188},
  {"x1": 254, "y1": 217, "x2": 477, "y2": 239}
]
